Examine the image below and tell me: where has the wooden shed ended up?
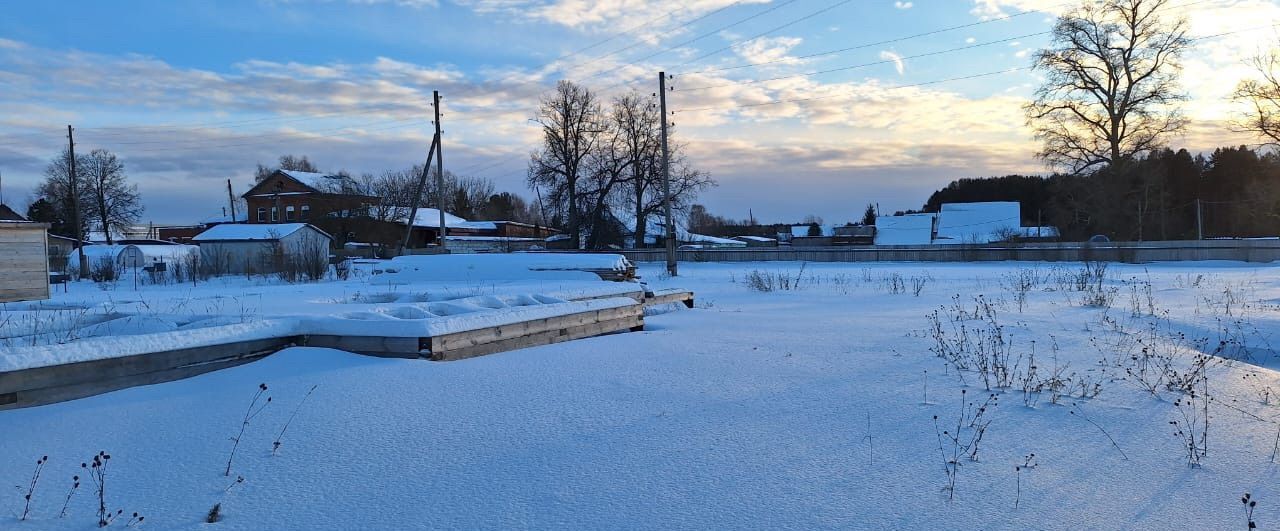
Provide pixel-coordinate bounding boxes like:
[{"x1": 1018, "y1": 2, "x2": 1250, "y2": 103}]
[{"x1": 0, "y1": 221, "x2": 51, "y2": 302}]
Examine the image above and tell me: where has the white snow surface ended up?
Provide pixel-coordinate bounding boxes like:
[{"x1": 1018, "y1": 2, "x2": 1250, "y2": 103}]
[{"x1": 3, "y1": 261, "x2": 1280, "y2": 529}]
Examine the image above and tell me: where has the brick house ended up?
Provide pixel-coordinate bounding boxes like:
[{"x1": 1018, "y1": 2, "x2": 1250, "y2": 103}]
[
  {"x1": 244, "y1": 169, "x2": 376, "y2": 225},
  {"x1": 243, "y1": 170, "x2": 384, "y2": 247}
]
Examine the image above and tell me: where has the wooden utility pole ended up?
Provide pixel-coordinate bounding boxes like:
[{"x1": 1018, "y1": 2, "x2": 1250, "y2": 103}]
[
  {"x1": 658, "y1": 72, "x2": 676, "y2": 277},
  {"x1": 400, "y1": 133, "x2": 439, "y2": 253},
  {"x1": 67, "y1": 125, "x2": 87, "y2": 277},
  {"x1": 433, "y1": 90, "x2": 447, "y2": 250},
  {"x1": 226, "y1": 179, "x2": 237, "y2": 222}
]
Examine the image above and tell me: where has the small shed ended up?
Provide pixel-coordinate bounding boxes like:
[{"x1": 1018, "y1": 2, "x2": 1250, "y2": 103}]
[
  {"x1": 0, "y1": 221, "x2": 51, "y2": 302},
  {"x1": 193, "y1": 223, "x2": 333, "y2": 275}
]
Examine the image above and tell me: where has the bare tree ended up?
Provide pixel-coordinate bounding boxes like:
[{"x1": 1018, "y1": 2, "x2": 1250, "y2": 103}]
[
  {"x1": 1234, "y1": 47, "x2": 1280, "y2": 147},
  {"x1": 529, "y1": 80, "x2": 604, "y2": 248},
  {"x1": 82, "y1": 149, "x2": 142, "y2": 244},
  {"x1": 1026, "y1": 0, "x2": 1190, "y2": 173},
  {"x1": 255, "y1": 154, "x2": 320, "y2": 182},
  {"x1": 36, "y1": 148, "x2": 92, "y2": 241}
]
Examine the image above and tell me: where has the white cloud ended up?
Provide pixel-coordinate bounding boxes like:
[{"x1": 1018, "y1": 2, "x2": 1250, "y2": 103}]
[
  {"x1": 879, "y1": 50, "x2": 905, "y2": 75},
  {"x1": 732, "y1": 36, "x2": 805, "y2": 66},
  {"x1": 894, "y1": 1, "x2": 914, "y2": 9}
]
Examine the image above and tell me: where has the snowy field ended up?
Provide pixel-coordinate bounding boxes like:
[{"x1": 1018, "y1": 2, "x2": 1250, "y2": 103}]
[{"x1": 2, "y1": 260, "x2": 1280, "y2": 529}]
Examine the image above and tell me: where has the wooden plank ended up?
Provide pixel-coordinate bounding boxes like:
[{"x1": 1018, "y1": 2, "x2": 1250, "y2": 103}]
[
  {"x1": 645, "y1": 291, "x2": 694, "y2": 309},
  {"x1": 302, "y1": 335, "x2": 422, "y2": 358},
  {"x1": 0, "y1": 337, "x2": 296, "y2": 394},
  {"x1": 429, "y1": 305, "x2": 642, "y2": 352},
  {"x1": 432, "y1": 314, "x2": 643, "y2": 361},
  {"x1": 0, "y1": 232, "x2": 48, "y2": 244},
  {"x1": 0, "y1": 287, "x2": 49, "y2": 303}
]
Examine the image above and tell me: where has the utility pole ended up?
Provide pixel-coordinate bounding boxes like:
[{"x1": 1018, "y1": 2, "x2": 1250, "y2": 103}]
[
  {"x1": 1196, "y1": 198, "x2": 1203, "y2": 240},
  {"x1": 433, "y1": 90, "x2": 447, "y2": 250},
  {"x1": 658, "y1": 72, "x2": 676, "y2": 277},
  {"x1": 68, "y1": 125, "x2": 88, "y2": 278},
  {"x1": 226, "y1": 179, "x2": 237, "y2": 222},
  {"x1": 400, "y1": 133, "x2": 439, "y2": 253}
]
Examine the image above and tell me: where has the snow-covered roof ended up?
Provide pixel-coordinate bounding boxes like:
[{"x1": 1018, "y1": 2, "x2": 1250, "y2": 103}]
[
  {"x1": 934, "y1": 202, "x2": 1021, "y2": 245},
  {"x1": 398, "y1": 208, "x2": 470, "y2": 229},
  {"x1": 192, "y1": 223, "x2": 329, "y2": 242},
  {"x1": 684, "y1": 233, "x2": 745, "y2": 246},
  {"x1": 734, "y1": 235, "x2": 776, "y2": 242},
  {"x1": 453, "y1": 221, "x2": 499, "y2": 231},
  {"x1": 873, "y1": 214, "x2": 935, "y2": 246}
]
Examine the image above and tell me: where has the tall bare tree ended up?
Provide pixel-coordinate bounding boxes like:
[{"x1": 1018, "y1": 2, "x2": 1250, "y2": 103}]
[
  {"x1": 81, "y1": 149, "x2": 142, "y2": 244},
  {"x1": 1026, "y1": 0, "x2": 1190, "y2": 173},
  {"x1": 529, "y1": 80, "x2": 603, "y2": 248},
  {"x1": 1234, "y1": 47, "x2": 1280, "y2": 147},
  {"x1": 255, "y1": 154, "x2": 320, "y2": 182},
  {"x1": 36, "y1": 148, "x2": 92, "y2": 241}
]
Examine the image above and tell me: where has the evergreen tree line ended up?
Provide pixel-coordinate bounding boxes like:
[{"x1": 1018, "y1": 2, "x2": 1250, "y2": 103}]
[{"x1": 922, "y1": 145, "x2": 1280, "y2": 241}]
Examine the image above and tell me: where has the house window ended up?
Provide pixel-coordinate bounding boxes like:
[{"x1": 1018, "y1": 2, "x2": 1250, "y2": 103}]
[
  {"x1": 257, "y1": 207, "x2": 267, "y2": 222},
  {"x1": 286, "y1": 206, "x2": 296, "y2": 221},
  {"x1": 301, "y1": 205, "x2": 310, "y2": 220},
  {"x1": 271, "y1": 207, "x2": 278, "y2": 222}
]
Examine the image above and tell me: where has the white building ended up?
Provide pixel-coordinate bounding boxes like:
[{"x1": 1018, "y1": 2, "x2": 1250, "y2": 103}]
[{"x1": 192, "y1": 223, "x2": 332, "y2": 275}]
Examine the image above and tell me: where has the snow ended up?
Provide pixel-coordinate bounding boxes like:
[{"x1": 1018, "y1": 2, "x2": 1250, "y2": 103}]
[
  {"x1": 192, "y1": 223, "x2": 321, "y2": 241},
  {"x1": 373, "y1": 253, "x2": 631, "y2": 283},
  {"x1": 4, "y1": 260, "x2": 1280, "y2": 529},
  {"x1": 734, "y1": 235, "x2": 776, "y2": 242},
  {"x1": 934, "y1": 201, "x2": 1021, "y2": 244},
  {"x1": 400, "y1": 208, "x2": 470, "y2": 228},
  {"x1": 874, "y1": 213, "x2": 935, "y2": 245}
]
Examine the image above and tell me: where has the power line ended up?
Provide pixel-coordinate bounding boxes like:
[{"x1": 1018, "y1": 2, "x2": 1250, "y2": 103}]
[
  {"x1": 584, "y1": 0, "x2": 802, "y2": 82},
  {"x1": 679, "y1": 5, "x2": 1049, "y2": 76},
  {"x1": 676, "y1": 0, "x2": 856, "y2": 67},
  {"x1": 672, "y1": 67, "x2": 1030, "y2": 114},
  {"x1": 562, "y1": 1, "x2": 750, "y2": 80},
  {"x1": 678, "y1": 30, "x2": 1048, "y2": 92}
]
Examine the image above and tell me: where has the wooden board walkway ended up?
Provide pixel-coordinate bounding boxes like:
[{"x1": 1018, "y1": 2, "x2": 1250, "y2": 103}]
[
  {"x1": 0, "y1": 337, "x2": 296, "y2": 411},
  {"x1": 0, "y1": 287, "x2": 697, "y2": 410},
  {"x1": 302, "y1": 303, "x2": 644, "y2": 361}
]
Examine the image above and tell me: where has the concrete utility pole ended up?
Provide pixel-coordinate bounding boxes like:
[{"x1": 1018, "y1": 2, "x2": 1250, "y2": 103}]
[
  {"x1": 226, "y1": 179, "x2": 237, "y2": 222},
  {"x1": 400, "y1": 133, "x2": 438, "y2": 253},
  {"x1": 433, "y1": 90, "x2": 447, "y2": 250},
  {"x1": 658, "y1": 72, "x2": 677, "y2": 277},
  {"x1": 67, "y1": 125, "x2": 88, "y2": 278}
]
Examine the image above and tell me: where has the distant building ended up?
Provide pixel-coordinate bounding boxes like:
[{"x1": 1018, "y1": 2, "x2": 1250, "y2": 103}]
[
  {"x1": 192, "y1": 223, "x2": 332, "y2": 275},
  {"x1": 244, "y1": 170, "x2": 376, "y2": 225},
  {"x1": 872, "y1": 202, "x2": 1059, "y2": 245},
  {"x1": 0, "y1": 204, "x2": 26, "y2": 221},
  {"x1": 732, "y1": 235, "x2": 778, "y2": 247}
]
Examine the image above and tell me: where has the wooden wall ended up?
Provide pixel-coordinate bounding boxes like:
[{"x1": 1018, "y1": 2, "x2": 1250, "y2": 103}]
[{"x1": 0, "y1": 222, "x2": 50, "y2": 302}]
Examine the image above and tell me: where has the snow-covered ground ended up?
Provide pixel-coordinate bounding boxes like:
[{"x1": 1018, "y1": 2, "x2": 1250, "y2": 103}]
[{"x1": 3, "y1": 260, "x2": 1280, "y2": 529}]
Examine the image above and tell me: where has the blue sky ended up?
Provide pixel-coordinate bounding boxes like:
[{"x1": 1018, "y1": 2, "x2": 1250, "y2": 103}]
[{"x1": 0, "y1": 0, "x2": 1273, "y2": 225}]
